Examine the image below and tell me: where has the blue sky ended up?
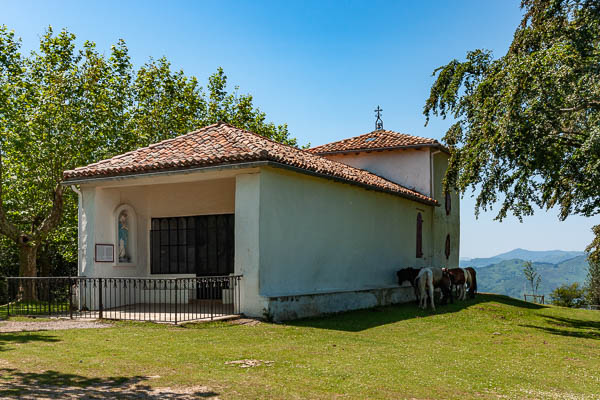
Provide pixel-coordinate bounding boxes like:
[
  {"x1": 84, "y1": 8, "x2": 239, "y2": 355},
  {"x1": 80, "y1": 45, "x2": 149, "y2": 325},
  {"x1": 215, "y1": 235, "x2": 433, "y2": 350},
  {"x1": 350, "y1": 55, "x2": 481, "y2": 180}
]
[{"x1": 3, "y1": 0, "x2": 596, "y2": 257}]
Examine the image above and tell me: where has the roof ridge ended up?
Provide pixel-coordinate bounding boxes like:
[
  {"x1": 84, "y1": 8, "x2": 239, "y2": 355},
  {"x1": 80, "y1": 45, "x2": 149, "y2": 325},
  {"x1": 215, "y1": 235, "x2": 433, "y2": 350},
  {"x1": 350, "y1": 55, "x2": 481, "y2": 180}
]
[
  {"x1": 218, "y1": 123, "x2": 433, "y2": 199},
  {"x1": 309, "y1": 129, "x2": 439, "y2": 154},
  {"x1": 218, "y1": 121, "x2": 313, "y2": 156}
]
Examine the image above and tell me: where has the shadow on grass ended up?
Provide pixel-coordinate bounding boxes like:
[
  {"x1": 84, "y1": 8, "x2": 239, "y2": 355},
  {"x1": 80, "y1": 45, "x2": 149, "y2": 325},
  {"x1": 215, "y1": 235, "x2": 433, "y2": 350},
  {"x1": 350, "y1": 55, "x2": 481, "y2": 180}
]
[
  {"x1": 287, "y1": 293, "x2": 547, "y2": 332},
  {"x1": 521, "y1": 314, "x2": 600, "y2": 340},
  {"x1": 0, "y1": 369, "x2": 219, "y2": 399},
  {"x1": 544, "y1": 315, "x2": 600, "y2": 330},
  {"x1": 0, "y1": 332, "x2": 60, "y2": 352}
]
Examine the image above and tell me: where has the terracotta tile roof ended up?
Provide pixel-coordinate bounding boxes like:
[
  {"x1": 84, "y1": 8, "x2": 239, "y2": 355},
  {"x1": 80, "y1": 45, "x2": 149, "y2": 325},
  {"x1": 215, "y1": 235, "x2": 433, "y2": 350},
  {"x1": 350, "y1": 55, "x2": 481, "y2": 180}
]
[
  {"x1": 63, "y1": 122, "x2": 436, "y2": 205},
  {"x1": 308, "y1": 129, "x2": 444, "y2": 155}
]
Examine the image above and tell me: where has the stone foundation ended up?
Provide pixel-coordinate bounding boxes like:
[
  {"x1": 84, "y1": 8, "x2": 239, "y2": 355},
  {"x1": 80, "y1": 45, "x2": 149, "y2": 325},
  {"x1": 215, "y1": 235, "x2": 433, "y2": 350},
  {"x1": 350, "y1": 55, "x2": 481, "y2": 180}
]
[{"x1": 265, "y1": 285, "x2": 415, "y2": 321}]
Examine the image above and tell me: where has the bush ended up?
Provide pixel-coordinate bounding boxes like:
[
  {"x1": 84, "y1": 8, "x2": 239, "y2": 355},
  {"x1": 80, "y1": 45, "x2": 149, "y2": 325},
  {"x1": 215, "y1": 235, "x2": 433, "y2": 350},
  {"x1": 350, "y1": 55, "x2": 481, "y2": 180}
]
[{"x1": 550, "y1": 283, "x2": 586, "y2": 308}]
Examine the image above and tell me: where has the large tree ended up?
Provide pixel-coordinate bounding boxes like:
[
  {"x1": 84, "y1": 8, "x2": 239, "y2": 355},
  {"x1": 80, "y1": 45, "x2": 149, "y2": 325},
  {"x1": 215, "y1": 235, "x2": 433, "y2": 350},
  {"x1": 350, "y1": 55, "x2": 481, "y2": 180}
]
[
  {"x1": 0, "y1": 26, "x2": 297, "y2": 280},
  {"x1": 424, "y1": 1, "x2": 599, "y2": 274}
]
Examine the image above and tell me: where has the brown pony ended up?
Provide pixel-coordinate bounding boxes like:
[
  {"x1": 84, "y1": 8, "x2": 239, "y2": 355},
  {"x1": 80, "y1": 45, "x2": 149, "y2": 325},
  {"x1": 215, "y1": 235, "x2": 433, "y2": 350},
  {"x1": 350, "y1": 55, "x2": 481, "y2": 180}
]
[
  {"x1": 396, "y1": 268, "x2": 421, "y2": 301},
  {"x1": 447, "y1": 268, "x2": 467, "y2": 300},
  {"x1": 447, "y1": 267, "x2": 477, "y2": 300}
]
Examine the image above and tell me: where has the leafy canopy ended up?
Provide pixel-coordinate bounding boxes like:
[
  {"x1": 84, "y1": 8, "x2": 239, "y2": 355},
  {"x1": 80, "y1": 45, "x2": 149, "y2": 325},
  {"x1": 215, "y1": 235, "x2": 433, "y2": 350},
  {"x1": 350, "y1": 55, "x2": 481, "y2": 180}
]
[
  {"x1": 424, "y1": 0, "x2": 600, "y2": 258},
  {"x1": 0, "y1": 25, "x2": 298, "y2": 275}
]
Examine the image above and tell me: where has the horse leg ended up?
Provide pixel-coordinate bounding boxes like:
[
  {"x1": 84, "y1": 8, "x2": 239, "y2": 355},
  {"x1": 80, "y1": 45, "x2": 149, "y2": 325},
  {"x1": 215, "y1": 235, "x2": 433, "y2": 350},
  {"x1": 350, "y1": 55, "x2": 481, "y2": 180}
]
[
  {"x1": 428, "y1": 281, "x2": 435, "y2": 311},
  {"x1": 418, "y1": 280, "x2": 425, "y2": 309}
]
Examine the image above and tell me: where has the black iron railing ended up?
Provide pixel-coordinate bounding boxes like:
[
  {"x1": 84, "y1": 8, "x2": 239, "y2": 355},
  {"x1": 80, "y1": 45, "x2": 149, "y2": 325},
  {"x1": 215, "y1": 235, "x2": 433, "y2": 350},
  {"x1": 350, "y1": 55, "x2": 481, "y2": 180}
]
[{"x1": 2, "y1": 275, "x2": 242, "y2": 324}]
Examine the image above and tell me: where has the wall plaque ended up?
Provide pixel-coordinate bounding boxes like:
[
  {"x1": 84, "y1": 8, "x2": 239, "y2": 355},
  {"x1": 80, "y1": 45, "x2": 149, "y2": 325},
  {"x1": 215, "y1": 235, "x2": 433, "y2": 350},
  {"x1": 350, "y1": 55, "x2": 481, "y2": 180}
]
[{"x1": 95, "y1": 244, "x2": 114, "y2": 263}]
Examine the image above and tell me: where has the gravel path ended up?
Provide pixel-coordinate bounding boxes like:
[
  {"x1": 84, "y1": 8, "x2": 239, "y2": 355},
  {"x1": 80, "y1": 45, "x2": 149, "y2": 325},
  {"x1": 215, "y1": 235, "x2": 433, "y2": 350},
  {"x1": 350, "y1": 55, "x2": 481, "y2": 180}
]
[{"x1": 0, "y1": 319, "x2": 112, "y2": 333}]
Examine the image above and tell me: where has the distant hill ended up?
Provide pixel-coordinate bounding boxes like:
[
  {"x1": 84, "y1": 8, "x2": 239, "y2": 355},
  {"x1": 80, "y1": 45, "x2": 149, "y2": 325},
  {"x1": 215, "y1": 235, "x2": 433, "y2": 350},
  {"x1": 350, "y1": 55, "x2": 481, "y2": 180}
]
[
  {"x1": 461, "y1": 249, "x2": 585, "y2": 268},
  {"x1": 463, "y1": 252, "x2": 590, "y2": 299}
]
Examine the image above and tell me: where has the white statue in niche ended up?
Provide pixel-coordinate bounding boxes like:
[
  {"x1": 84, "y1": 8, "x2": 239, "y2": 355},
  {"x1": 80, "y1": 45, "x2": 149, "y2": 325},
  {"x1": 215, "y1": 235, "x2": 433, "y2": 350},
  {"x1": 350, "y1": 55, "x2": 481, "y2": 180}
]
[{"x1": 118, "y1": 210, "x2": 130, "y2": 263}]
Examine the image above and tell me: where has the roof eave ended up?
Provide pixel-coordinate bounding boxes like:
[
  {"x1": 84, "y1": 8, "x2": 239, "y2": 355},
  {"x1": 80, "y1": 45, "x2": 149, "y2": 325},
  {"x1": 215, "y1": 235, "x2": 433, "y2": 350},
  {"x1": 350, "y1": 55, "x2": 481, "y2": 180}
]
[{"x1": 62, "y1": 160, "x2": 438, "y2": 206}]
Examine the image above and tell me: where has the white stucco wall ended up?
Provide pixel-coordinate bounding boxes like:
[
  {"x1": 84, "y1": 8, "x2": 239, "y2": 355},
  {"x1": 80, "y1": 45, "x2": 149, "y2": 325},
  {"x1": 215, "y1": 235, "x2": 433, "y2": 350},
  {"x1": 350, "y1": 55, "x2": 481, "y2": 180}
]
[
  {"x1": 79, "y1": 178, "x2": 235, "y2": 278},
  {"x1": 257, "y1": 166, "x2": 434, "y2": 298},
  {"x1": 75, "y1": 159, "x2": 459, "y2": 319},
  {"x1": 234, "y1": 173, "x2": 268, "y2": 317},
  {"x1": 431, "y1": 151, "x2": 460, "y2": 268},
  {"x1": 325, "y1": 149, "x2": 432, "y2": 196}
]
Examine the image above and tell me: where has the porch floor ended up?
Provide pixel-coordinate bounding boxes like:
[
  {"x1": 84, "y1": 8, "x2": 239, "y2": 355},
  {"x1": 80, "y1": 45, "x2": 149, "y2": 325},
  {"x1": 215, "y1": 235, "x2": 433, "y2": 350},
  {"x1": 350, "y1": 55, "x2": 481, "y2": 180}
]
[{"x1": 73, "y1": 301, "x2": 240, "y2": 323}]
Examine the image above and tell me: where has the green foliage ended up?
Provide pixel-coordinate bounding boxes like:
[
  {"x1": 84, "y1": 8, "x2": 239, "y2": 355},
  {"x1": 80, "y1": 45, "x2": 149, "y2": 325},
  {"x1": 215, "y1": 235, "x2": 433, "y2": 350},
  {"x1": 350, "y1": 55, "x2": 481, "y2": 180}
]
[
  {"x1": 0, "y1": 237, "x2": 18, "y2": 276},
  {"x1": 585, "y1": 257, "x2": 600, "y2": 305},
  {"x1": 423, "y1": 0, "x2": 600, "y2": 261},
  {"x1": 0, "y1": 25, "x2": 296, "y2": 276},
  {"x1": 523, "y1": 260, "x2": 542, "y2": 295},
  {"x1": 550, "y1": 282, "x2": 586, "y2": 307},
  {"x1": 585, "y1": 225, "x2": 600, "y2": 305}
]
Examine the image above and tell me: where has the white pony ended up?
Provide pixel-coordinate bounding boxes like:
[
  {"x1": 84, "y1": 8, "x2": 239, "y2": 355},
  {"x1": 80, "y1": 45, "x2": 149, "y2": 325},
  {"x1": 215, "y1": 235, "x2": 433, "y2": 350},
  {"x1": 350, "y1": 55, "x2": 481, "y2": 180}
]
[{"x1": 415, "y1": 268, "x2": 435, "y2": 311}]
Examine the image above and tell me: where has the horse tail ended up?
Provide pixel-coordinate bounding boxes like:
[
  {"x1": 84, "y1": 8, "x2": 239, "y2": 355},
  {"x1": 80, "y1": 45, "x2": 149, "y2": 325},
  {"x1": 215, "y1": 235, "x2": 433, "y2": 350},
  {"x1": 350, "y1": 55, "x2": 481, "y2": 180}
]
[{"x1": 467, "y1": 267, "x2": 477, "y2": 298}]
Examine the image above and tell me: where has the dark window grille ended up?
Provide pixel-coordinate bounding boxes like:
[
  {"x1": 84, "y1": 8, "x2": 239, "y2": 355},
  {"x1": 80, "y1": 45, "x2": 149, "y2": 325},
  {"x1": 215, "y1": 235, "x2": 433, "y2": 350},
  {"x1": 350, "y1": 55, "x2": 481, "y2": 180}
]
[
  {"x1": 445, "y1": 191, "x2": 451, "y2": 216},
  {"x1": 416, "y1": 212, "x2": 423, "y2": 258},
  {"x1": 150, "y1": 214, "x2": 234, "y2": 275},
  {"x1": 445, "y1": 234, "x2": 451, "y2": 260}
]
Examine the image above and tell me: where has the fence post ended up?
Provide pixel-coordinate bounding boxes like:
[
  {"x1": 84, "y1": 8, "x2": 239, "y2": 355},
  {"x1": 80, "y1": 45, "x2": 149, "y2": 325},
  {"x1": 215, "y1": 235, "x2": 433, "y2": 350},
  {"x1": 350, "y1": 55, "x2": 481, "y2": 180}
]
[
  {"x1": 98, "y1": 277, "x2": 103, "y2": 319},
  {"x1": 47, "y1": 278, "x2": 52, "y2": 315},
  {"x1": 6, "y1": 279, "x2": 9, "y2": 318},
  {"x1": 174, "y1": 280, "x2": 178, "y2": 325},
  {"x1": 68, "y1": 277, "x2": 73, "y2": 319}
]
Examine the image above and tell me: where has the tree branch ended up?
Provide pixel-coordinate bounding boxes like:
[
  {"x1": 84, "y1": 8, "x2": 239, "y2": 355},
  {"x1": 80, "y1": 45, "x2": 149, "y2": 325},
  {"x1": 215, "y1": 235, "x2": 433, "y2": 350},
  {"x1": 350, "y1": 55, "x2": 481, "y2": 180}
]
[
  {"x1": 559, "y1": 100, "x2": 600, "y2": 112},
  {"x1": 33, "y1": 184, "x2": 65, "y2": 242}
]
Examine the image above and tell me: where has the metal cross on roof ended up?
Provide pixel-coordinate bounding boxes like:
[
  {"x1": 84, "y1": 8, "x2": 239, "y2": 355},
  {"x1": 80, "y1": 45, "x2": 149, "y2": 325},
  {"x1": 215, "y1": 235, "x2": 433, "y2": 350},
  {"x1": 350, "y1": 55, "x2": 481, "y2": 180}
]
[{"x1": 374, "y1": 106, "x2": 383, "y2": 130}]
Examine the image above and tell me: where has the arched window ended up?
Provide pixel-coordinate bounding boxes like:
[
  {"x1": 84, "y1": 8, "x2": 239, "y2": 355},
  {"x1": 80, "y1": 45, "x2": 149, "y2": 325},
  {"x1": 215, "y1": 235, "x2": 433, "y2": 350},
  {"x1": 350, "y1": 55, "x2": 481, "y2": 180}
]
[
  {"x1": 445, "y1": 191, "x2": 451, "y2": 216},
  {"x1": 445, "y1": 234, "x2": 451, "y2": 260},
  {"x1": 416, "y1": 212, "x2": 423, "y2": 258},
  {"x1": 115, "y1": 204, "x2": 136, "y2": 265}
]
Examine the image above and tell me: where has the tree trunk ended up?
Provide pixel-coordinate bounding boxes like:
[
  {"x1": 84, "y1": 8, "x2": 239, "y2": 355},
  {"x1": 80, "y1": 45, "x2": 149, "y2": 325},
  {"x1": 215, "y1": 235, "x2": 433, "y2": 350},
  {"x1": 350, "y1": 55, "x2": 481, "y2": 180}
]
[
  {"x1": 39, "y1": 243, "x2": 51, "y2": 277},
  {"x1": 18, "y1": 241, "x2": 39, "y2": 301}
]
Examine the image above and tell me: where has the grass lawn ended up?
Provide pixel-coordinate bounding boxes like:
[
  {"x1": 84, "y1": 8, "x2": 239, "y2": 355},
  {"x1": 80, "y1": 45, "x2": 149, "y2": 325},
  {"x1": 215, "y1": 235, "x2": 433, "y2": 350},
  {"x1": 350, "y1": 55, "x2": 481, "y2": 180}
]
[
  {"x1": 1, "y1": 294, "x2": 599, "y2": 399},
  {"x1": 0, "y1": 301, "x2": 70, "y2": 320}
]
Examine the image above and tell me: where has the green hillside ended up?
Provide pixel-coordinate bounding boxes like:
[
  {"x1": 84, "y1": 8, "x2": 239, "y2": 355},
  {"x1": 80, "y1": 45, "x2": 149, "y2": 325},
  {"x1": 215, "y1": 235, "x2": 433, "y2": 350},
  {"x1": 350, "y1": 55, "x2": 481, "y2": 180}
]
[
  {"x1": 461, "y1": 249, "x2": 585, "y2": 268},
  {"x1": 473, "y1": 255, "x2": 589, "y2": 299}
]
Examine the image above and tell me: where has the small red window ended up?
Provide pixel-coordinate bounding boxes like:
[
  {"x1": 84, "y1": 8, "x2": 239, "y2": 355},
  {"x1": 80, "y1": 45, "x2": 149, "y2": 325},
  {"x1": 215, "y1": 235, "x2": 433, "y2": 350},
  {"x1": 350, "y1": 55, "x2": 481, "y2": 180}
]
[
  {"x1": 445, "y1": 234, "x2": 451, "y2": 260},
  {"x1": 416, "y1": 213, "x2": 423, "y2": 258},
  {"x1": 445, "y1": 191, "x2": 451, "y2": 216}
]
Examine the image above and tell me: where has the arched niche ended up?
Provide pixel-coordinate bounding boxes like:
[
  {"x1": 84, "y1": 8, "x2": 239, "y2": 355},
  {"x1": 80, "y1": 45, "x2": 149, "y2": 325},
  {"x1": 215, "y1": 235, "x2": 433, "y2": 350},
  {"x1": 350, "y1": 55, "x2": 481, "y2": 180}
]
[{"x1": 114, "y1": 204, "x2": 136, "y2": 265}]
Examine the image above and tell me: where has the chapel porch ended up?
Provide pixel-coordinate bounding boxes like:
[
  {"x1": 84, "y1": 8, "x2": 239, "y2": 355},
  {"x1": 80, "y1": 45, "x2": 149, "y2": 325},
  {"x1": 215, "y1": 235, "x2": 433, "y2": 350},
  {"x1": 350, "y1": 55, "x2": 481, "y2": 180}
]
[{"x1": 2, "y1": 276, "x2": 242, "y2": 324}]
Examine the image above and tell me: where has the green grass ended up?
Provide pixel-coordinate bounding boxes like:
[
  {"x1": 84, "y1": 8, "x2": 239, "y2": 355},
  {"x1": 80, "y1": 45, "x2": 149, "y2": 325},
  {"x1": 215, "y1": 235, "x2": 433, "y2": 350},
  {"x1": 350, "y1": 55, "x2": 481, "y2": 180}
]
[
  {"x1": 1, "y1": 294, "x2": 599, "y2": 399},
  {"x1": 0, "y1": 301, "x2": 69, "y2": 320}
]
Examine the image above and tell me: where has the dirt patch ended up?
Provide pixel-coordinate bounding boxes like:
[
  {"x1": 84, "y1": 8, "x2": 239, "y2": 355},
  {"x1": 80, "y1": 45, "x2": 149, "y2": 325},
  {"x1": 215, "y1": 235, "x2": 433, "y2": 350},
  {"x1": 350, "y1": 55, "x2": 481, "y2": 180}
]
[
  {"x1": 225, "y1": 359, "x2": 274, "y2": 368},
  {"x1": 227, "y1": 318, "x2": 262, "y2": 326},
  {"x1": 0, "y1": 320, "x2": 112, "y2": 333}
]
